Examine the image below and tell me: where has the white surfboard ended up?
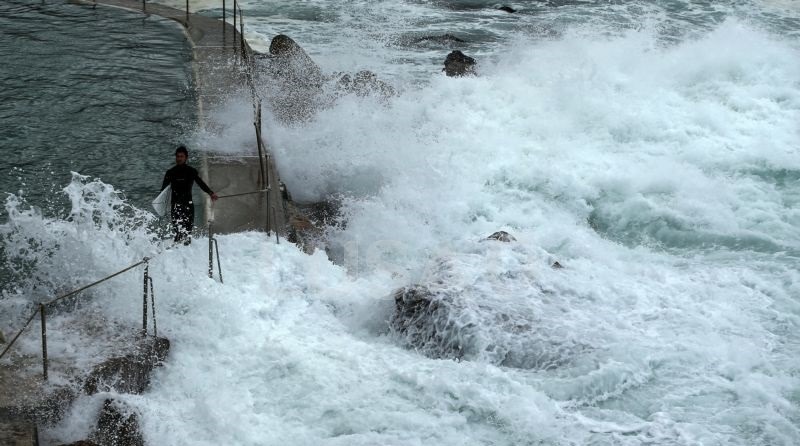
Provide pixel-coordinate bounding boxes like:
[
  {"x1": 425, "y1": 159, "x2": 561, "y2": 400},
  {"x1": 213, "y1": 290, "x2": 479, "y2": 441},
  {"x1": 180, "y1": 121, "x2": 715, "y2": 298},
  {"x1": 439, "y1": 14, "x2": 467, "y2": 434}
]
[{"x1": 152, "y1": 185, "x2": 171, "y2": 217}]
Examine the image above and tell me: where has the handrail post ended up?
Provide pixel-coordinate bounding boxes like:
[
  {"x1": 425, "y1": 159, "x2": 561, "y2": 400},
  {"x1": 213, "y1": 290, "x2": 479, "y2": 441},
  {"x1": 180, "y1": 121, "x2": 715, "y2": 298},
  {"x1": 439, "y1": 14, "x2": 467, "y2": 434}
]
[
  {"x1": 142, "y1": 258, "x2": 149, "y2": 336},
  {"x1": 214, "y1": 240, "x2": 224, "y2": 284},
  {"x1": 186, "y1": 0, "x2": 190, "y2": 22},
  {"x1": 149, "y1": 277, "x2": 157, "y2": 337},
  {"x1": 40, "y1": 304, "x2": 48, "y2": 381},
  {"x1": 208, "y1": 222, "x2": 215, "y2": 278},
  {"x1": 222, "y1": 0, "x2": 226, "y2": 45},
  {"x1": 272, "y1": 206, "x2": 279, "y2": 244},
  {"x1": 240, "y1": 12, "x2": 245, "y2": 60},
  {"x1": 233, "y1": 0, "x2": 238, "y2": 59}
]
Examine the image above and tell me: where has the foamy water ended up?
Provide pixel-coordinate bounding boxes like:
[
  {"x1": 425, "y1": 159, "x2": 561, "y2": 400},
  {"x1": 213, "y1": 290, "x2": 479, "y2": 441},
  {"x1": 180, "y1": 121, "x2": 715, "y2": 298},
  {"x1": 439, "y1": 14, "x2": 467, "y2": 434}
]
[{"x1": 2, "y1": 0, "x2": 799, "y2": 445}]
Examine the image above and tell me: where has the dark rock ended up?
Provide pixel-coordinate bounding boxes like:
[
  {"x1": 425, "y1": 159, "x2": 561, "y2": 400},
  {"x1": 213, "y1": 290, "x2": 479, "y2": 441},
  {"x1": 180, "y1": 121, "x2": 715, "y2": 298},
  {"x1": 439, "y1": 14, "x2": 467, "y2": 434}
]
[
  {"x1": 410, "y1": 34, "x2": 467, "y2": 46},
  {"x1": 261, "y1": 35, "x2": 326, "y2": 122},
  {"x1": 333, "y1": 70, "x2": 396, "y2": 98},
  {"x1": 268, "y1": 34, "x2": 324, "y2": 84},
  {"x1": 551, "y1": 261, "x2": 563, "y2": 269},
  {"x1": 498, "y1": 6, "x2": 516, "y2": 13},
  {"x1": 90, "y1": 399, "x2": 143, "y2": 446},
  {"x1": 486, "y1": 231, "x2": 516, "y2": 242},
  {"x1": 390, "y1": 258, "x2": 590, "y2": 370},
  {"x1": 58, "y1": 441, "x2": 99, "y2": 446},
  {"x1": 443, "y1": 50, "x2": 476, "y2": 77},
  {"x1": 259, "y1": 35, "x2": 395, "y2": 121},
  {"x1": 390, "y1": 286, "x2": 469, "y2": 360},
  {"x1": 83, "y1": 337, "x2": 169, "y2": 395}
]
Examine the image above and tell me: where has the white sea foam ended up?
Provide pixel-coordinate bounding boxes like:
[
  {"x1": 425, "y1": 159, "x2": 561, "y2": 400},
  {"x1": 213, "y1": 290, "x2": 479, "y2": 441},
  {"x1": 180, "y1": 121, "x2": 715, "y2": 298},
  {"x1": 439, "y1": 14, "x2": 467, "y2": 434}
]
[{"x1": 3, "y1": 5, "x2": 799, "y2": 446}]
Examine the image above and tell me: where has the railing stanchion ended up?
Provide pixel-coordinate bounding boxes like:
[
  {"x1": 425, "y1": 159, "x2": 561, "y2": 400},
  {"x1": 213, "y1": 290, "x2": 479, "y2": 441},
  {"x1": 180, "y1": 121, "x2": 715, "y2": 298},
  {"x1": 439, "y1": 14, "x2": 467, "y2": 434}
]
[
  {"x1": 149, "y1": 277, "x2": 157, "y2": 337},
  {"x1": 240, "y1": 11, "x2": 245, "y2": 60},
  {"x1": 233, "y1": 0, "x2": 238, "y2": 59},
  {"x1": 214, "y1": 239, "x2": 224, "y2": 284},
  {"x1": 186, "y1": 0, "x2": 189, "y2": 22},
  {"x1": 222, "y1": 0, "x2": 226, "y2": 45},
  {"x1": 142, "y1": 258, "x2": 149, "y2": 336},
  {"x1": 40, "y1": 304, "x2": 48, "y2": 381},
  {"x1": 272, "y1": 206, "x2": 279, "y2": 244},
  {"x1": 208, "y1": 222, "x2": 215, "y2": 279}
]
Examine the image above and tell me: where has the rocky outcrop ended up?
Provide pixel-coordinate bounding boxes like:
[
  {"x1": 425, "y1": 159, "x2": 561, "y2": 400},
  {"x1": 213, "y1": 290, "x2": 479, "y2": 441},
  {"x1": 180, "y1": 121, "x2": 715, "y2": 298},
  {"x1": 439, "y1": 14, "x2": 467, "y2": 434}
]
[
  {"x1": 84, "y1": 336, "x2": 170, "y2": 396},
  {"x1": 90, "y1": 399, "x2": 143, "y2": 446},
  {"x1": 486, "y1": 231, "x2": 516, "y2": 242},
  {"x1": 443, "y1": 50, "x2": 476, "y2": 77},
  {"x1": 286, "y1": 199, "x2": 342, "y2": 255},
  {"x1": 498, "y1": 6, "x2": 516, "y2": 13},
  {"x1": 333, "y1": 70, "x2": 396, "y2": 98},
  {"x1": 268, "y1": 34, "x2": 324, "y2": 85},
  {"x1": 258, "y1": 35, "x2": 397, "y2": 122},
  {"x1": 391, "y1": 286, "x2": 469, "y2": 361},
  {"x1": 407, "y1": 34, "x2": 466, "y2": 47},
  {"x1": 390, "y1": 257, "x2": 589, "y2": 370}
]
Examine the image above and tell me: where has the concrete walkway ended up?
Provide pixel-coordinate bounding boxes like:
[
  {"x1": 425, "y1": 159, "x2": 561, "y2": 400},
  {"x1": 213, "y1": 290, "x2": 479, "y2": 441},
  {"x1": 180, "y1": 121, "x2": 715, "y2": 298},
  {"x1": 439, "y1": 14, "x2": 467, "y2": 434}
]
[{"x1": 72, "y1": 0, "x2": 288, "y2": 236}]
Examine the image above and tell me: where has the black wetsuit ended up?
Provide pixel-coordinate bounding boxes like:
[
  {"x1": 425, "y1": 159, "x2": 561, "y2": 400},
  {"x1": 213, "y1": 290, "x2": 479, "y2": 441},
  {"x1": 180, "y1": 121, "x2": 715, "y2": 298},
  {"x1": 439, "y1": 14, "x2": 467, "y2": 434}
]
[{"x1": 161, "y1": 164, "x2": 214, "y2": 243}]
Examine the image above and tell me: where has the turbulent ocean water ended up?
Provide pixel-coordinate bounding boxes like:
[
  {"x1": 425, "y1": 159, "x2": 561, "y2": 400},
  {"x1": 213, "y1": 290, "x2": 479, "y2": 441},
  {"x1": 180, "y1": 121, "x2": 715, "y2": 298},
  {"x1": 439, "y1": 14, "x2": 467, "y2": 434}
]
[{"x1": 1, "y1": 0, "x2": 799, "y2": 445}]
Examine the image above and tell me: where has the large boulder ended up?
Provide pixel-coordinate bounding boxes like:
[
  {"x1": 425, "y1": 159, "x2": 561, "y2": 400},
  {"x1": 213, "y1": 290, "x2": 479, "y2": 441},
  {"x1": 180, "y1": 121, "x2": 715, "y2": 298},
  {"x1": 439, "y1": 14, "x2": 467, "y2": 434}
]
[
  {"x1": 443, "y1": 50, "x2": 476, "y2": 77},
  {"x1": 90, "y1": 399, "x2": 143, "y2": 446},
  {"x1": 333, "y1": 70, "x2": 395, "y2": 98},
  {"x1": 389, "y1": 256, "x2": 589, "y2": 370},
  {"x1": 83, "y1": 336, "x2": 169, "y2": 395},
  {"x1": 259, "y1": 35, "x2": 395, "y2": 121}
]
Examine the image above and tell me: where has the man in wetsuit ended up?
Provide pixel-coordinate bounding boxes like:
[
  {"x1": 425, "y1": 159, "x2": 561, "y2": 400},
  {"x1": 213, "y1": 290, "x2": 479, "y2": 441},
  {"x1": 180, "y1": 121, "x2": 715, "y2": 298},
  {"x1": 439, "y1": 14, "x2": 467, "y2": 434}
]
[{"x1": 161, "y1": 145, "x2": 218, "y2": 244}]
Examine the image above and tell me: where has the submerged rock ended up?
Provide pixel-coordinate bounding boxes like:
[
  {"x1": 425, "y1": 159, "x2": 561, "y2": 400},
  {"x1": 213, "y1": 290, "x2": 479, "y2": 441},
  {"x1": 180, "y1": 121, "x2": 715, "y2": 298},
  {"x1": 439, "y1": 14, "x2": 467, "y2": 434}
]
[
  {"x1": 409, "y1": 34, "x2": 467, "y2": 46},
  {"x1": 333, "y1": 70, "x2": 396, "y2": 98},
  {"x1": 498, "y1": 6, "x2": 516, "y2": 13},
  {"x1": 486, "y1": 231, "x2": 516, "y2": 242},
  {"x1": 443, "y1": 50, "x2": 476, "y2": 77},
  {"x1": 390, "y1": 256, "x2": 590, "y2": 370},
  {"x1": 83, "y1": 336, "x2": 170, "y2": 395},
  {"x1": 391, "y1": 286, "x2": 470, "y2": 360},
  {"x1": 91, "y1": 399, "x2": 143, "y2": 446}
]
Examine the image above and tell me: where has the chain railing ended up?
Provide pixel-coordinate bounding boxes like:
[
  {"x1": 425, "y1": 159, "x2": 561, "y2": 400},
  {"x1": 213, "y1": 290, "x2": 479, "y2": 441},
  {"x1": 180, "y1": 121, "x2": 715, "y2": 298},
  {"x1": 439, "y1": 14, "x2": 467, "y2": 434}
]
[{"x1": 0, "y1": 258, "x2": 158, "y2": 380}]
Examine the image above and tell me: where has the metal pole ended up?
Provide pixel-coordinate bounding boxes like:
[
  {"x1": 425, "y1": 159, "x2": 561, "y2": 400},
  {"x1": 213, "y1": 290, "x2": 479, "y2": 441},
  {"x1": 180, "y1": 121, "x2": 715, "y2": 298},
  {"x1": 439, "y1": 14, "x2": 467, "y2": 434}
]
[
  {"x1": 240, "y1": 14, "x2": 245, "y2": 60},
  {"x1": 222, "y1": 0, "x2": 226, "y2": 45},
  {"x1": 272, "y1": 206, "x2": 279, "y2": 244},
  {"x1": 214, "y1": 240, "x2": 224, "y2": 284},
  {"x1": 40, "y1": 304, "x2": 48, "y2": 381},
  {"x1": 186, "y1": 0, "x2": 190, "y2": 22},
  {"x1": 142, "y1": 0, "x2": 146, "y2": 12},
  {"x1": 142, "y1": 260, "x2": 149, "y2": 336},
  {"x1": 233, "y1": 0, "x2": 237, "y2": 58},
  {"x1": 149, "y1": 277, "x2": 157, "y2": 337},
  {"x1": 208, "y1": 222, "x2": 214, "y2": 279}
]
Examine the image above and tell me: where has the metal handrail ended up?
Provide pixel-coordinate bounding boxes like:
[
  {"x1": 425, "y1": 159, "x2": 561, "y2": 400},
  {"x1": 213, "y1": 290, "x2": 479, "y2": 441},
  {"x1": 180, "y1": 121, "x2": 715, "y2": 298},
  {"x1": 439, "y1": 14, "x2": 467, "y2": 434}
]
[{"x1": 0, "y1": 258, "x2": 158, "y2": 380}]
